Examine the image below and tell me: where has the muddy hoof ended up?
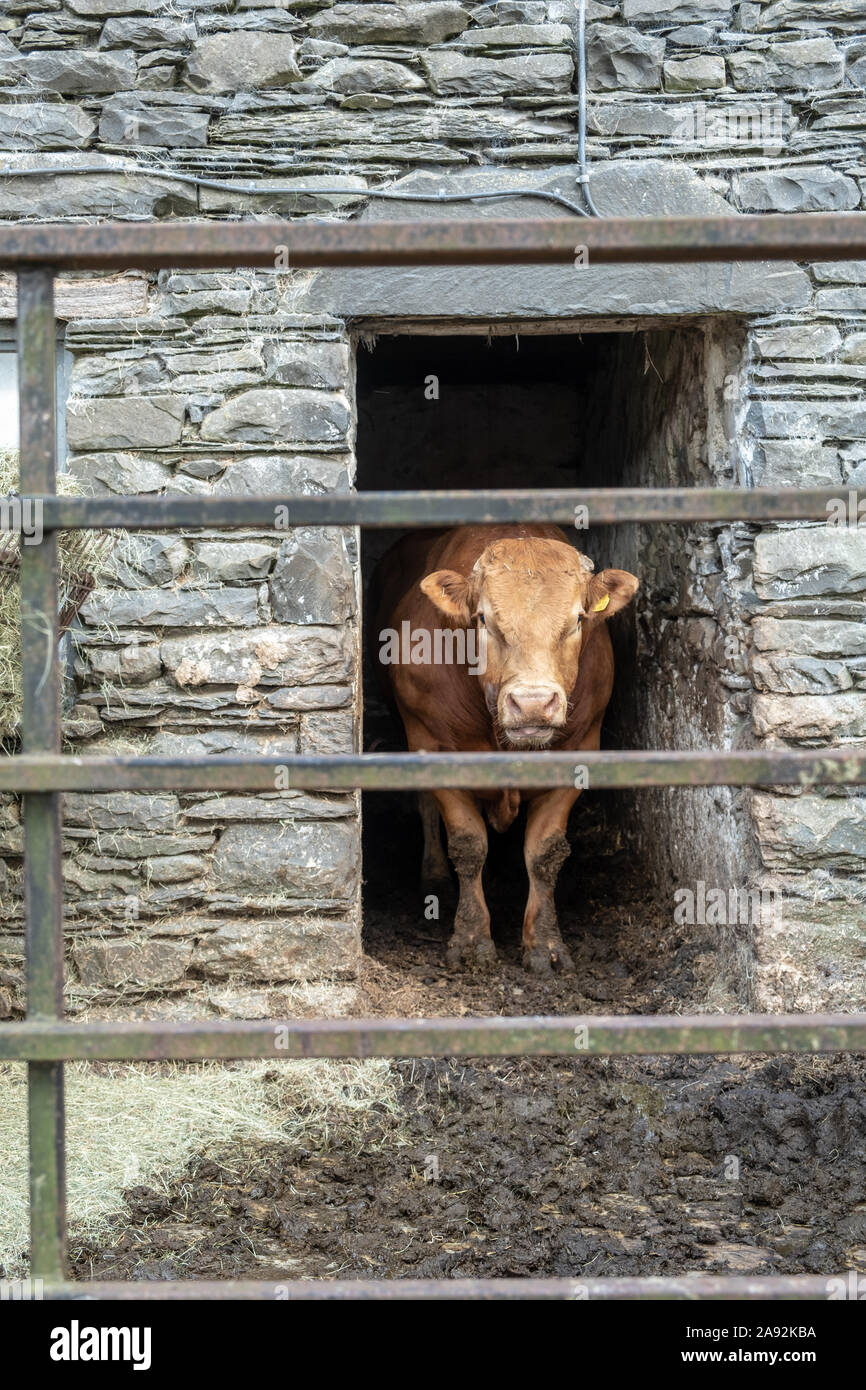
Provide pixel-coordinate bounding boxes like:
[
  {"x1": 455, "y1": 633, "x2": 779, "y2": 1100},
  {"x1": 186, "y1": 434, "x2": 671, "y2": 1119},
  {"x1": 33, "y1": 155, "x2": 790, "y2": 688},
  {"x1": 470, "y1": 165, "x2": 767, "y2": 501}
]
[
  {"x1": 523, "y1": 942, "x2": 576, "y2": 976},
  {"x1": 446, "y1": 936, "x2": 498, "y2": 971}
]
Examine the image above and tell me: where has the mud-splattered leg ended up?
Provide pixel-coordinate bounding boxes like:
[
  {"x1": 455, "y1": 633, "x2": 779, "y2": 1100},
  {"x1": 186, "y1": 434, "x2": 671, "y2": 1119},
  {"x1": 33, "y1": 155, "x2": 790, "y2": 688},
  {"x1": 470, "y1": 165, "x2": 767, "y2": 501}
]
[
  {"x1": 433, "y1": 789, "x2": 496, "y2": 970},
  {"x1": 522, "y1": 787, "x2": 580, "y2": 975}
]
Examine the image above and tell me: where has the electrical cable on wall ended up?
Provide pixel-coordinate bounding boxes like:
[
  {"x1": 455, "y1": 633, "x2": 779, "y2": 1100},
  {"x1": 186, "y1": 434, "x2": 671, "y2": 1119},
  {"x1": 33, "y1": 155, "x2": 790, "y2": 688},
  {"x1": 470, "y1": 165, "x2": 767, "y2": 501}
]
[
  {"x1": 577, "y1": 0, "x2": 602, "y2": 216},
  {"x1": 0, "y1": 0, "x2": 601, "y2": 219}
]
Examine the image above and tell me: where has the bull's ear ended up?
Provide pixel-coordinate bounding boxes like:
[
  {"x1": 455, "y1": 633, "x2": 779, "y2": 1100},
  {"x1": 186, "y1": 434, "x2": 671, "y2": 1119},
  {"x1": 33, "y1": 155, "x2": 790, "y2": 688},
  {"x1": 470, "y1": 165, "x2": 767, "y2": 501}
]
[
  {"x1": 587, "y1": 569, "x2": 639, "y2": 617},
  {"x1": 420, "y1": 569, "x2": 473, "y2": 623}
]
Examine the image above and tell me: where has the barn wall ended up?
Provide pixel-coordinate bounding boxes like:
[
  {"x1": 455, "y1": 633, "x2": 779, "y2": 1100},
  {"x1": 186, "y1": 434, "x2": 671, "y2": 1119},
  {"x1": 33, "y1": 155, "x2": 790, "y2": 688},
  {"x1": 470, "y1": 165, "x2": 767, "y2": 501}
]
[{"x1": 0, "y1": 0, "x2": 864, "y2": 1018}]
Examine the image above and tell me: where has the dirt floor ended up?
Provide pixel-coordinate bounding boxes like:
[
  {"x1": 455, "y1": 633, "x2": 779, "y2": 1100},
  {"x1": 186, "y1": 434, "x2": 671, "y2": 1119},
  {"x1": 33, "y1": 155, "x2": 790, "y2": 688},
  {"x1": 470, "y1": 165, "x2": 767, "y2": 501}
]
[{"x1": 71, "y1": 791, "x2": 866, "y2": 1284}]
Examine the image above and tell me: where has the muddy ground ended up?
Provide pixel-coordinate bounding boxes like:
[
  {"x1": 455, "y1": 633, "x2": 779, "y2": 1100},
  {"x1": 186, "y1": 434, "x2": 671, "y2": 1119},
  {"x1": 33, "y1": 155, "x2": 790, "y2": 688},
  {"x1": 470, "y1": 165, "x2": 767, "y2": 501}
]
[{"x1": 72, "y1": 792, "x2": 866, "y2": 1283}]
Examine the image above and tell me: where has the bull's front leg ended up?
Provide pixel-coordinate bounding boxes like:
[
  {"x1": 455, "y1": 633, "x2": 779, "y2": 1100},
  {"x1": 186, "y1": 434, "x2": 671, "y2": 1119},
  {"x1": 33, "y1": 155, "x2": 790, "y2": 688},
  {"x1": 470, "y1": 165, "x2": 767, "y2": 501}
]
[
  {"x1": 433, "y1": 789, "x2": 496, "y2": 970},
  {"x1": 418, "y1": 790, "x2": 450, "y2": 891},
  {"x1": 522, "y1": 788, "x2": 580, "y2": 974}
]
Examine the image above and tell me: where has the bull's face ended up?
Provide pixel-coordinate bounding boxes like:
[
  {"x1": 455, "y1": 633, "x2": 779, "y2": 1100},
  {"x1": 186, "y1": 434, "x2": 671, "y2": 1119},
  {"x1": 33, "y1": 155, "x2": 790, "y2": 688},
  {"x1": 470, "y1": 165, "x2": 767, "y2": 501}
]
[{"x1": 421, "y1": 538, "x2": 639, "y2": 749}]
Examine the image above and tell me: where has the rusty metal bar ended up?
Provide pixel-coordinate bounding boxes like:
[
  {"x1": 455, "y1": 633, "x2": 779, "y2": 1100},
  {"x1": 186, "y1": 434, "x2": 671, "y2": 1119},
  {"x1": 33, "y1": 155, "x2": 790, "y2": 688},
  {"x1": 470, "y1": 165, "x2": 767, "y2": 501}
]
[
  {"x1": 1, "y1": 1015, "x2": 864, "y2": 1062},
  {"x1": 37, "y1": 1275, "x2": 841, "y2": 1300},
  {"x1": 7, "y1": 213, "x2": 866, "y2": 1303},
  {"x1": 0, "y1": 213, "x2": 864, "y2": 271},
  {"x1": 14, "y1": 486, "x2": 856, "y2": 533},
  {"x1": 0, "y1": 749, "x2": 864, "y2": 793},
  {"x1": 17, "y1": 267, "x2": 67, "y2": 1285}
]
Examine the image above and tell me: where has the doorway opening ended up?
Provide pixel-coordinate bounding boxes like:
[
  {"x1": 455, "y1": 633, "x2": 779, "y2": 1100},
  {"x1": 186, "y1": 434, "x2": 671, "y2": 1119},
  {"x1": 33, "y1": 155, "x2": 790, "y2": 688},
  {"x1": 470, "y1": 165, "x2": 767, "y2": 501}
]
[{"x1": 356, "y1": 326, "x2": 751, "y2": 1007}]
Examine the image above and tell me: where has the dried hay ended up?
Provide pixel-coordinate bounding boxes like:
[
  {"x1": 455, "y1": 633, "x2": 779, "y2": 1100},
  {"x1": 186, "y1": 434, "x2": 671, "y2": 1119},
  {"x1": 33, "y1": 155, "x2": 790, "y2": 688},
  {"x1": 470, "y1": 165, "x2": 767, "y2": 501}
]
[
  {"x1": 0, "y1": 1057, "x2": 402, "y2": 1279},
  {"x1": 0, "y1": 448, "x2": 113, "y2": 741}
]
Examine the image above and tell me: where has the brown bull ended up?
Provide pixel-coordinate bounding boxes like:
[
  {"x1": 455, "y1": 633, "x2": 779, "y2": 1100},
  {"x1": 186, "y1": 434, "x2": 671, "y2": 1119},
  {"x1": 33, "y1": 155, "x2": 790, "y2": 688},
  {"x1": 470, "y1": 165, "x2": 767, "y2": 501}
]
[{"x1": 374, "y1": 524, "x2": 639, "y2": 973}]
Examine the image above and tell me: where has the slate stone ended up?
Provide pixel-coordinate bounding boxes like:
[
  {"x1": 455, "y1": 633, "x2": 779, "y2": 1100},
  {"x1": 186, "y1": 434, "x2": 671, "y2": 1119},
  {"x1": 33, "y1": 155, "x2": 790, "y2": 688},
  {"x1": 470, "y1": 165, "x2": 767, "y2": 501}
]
[
  {"x1": 104, "y1": 534, "x2": 190, "y2": 588},
  {"x1": 758, "y1": 0, "x2": 865, "y2": 26},
  {"x1": 87, "y1": 643, "x2": 163, "y2": 685},
  {"x1": 191, "y1": 541, "x2": 277, "y2": 582},
  {"x1": 753, "y1": 794, "x2": 866, "y2": 870},
  {"x1": 184, "y1": 33, "x2": 301, "y2": 91},
  {"x1": 752, "y1": 325, "x2": 842, "y2": 359},
  {"x1": 842, "y1": 334, "x2": 866, "y2": 364},
  {"x1": 754, "y1": 528, "x2": 866, "y2": 599},
  {"x1": 0, "y1": 101, "x2": 95, "y2": 148},
  {"x1": 422, "y1": 49, "x2": 573, "y2": 96},
  {"x1": 813, "y1": 262, "x2": 866, "y2": 284},
  {"x1": 149, "y1": 729, "x2": 298, "y2": 760},
  {"x1": 185, "y1": 792, "x2": 353, "y2": 821},
  {"x1": 210, "y1": 821, "x2": 360, "y2": 899},
  {"x1": 453, "y1": 23, "x2": 572, "y2": 46},
  {"x1": 750, "y1": 440, "x2": 841, "y2": 489},
  {"x1": 747, "y1": 399, "x2": 866, "y2": 440},
  {"x1": 146, "y1": 855, "x2": 204, "y2": 884},
  {"x1": 269, "y1": 528, "x2": 355, "y2": 624},
  {"x1": 728, "y1": 39, "x2": 844, "y2": 92},
  {"x1": 622, "y1": 0, "x2": 731, "y2": 17},
  {"x1": 67, "y1": 0, "x2": 158, "y2": 12},
  {"x1": 64, "y1": 792, "x2": 181, "y2": 831},
  {"x1": 308, "y1": 3, "x2": 470, "y2": 45},
  {"x1": 753, "y1": 693, "x2": 866, "y2": 740},
  {"x1": 193, "y1": 916, "x2": 358, "y2": 981},
  {"x1": 751, "y1": 654, "x2": 853, "y2": 696},
  {"x1": 199, "y1": 389, "x2": 350, "y2": 445},
  {"x1": 68, "y1": 452, "x2": 172, "y2": 496},
  {"x1": 664, "y1": 56, "x2": 726, "y2": 92},
  {"x1": 199, "y1": 175, "x2": 366, "y2": 215},
  {"x1": 74, "y1": 938, "x2": 193, "y2": 987},
  {"x1": 309, "y1": 58, "x2": 426, "y2": 93},
  {"x1": 735, "y1": 167, "x2": 859, "y2": 212},
  {"x1": 299, "y1": 709, "x2": 355, "y2": 754},
  {"x1": 99, "y1": 95, "x2": 210, "y2": 147},
  {"x1": 587, "y1": 25, "x2": 664, "y2": 92},
  {"x1": 161, "y1": 625, "x2": 353, "y2": 688},
  {"x1": 0, "y1": 154, "x2": 196, "y2": 218},
  {"x1": 99, "y1": 16, "x2": 194, "y2": 49},
  {"x1": 0, "y1": 48, "x2": 136, "y2": 93},
  {"x1": 67, "y1": 395, "x2": 185, "y2": 450},
  {"x1": 81, "y1": 587, "x2": 259, "y2": 629},
  {"x1": 69, "y1": 351, "x2": 167, "y2": 397},
  {"x1": 299, "y1": 162, "x2": 810, "y2": 319},
  {"x1": 263, "y1": 340, "x2": 349, "y2": 390},
  {"x1": 752, "y1": 617, "x2": 866, "y2": 658},
  {"x1": 666, "y1": 25, "x2": 716, "y2": 47},
  {"x1": 210, "y1": 104, "x2": 567, "y2": 147},
  {"x1": 211, "y1": 454, "x2": 352, "y2": 496}
]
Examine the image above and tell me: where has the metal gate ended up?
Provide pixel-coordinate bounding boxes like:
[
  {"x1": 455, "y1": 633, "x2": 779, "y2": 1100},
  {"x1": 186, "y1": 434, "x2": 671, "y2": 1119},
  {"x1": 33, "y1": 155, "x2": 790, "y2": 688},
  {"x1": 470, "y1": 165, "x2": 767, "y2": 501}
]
[{"x1": 2, "y1": 213, "x2": 866, "y2": 1300}]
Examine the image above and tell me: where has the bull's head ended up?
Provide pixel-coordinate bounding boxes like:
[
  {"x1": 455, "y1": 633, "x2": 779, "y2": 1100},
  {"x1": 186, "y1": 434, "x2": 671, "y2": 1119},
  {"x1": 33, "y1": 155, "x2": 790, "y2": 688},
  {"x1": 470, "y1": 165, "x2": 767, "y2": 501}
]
[{"x1": 420, "y1": 537, "x2": 638, "y2": 749}]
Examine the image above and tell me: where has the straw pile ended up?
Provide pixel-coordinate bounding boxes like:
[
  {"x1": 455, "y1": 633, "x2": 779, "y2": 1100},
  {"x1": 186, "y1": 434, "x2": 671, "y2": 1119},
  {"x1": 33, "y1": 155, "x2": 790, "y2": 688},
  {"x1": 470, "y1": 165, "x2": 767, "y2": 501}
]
[{"x1": 0, "y1": 448, "x2": 112, "y2": 741}]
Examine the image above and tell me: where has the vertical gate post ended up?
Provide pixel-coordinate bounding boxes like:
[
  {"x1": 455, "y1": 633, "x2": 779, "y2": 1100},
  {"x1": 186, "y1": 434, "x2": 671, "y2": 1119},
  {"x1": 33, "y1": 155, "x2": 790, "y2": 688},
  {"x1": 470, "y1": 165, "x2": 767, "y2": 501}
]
[{"x1": 17, "y1": 267, "x2": 67, "y2": 1281}]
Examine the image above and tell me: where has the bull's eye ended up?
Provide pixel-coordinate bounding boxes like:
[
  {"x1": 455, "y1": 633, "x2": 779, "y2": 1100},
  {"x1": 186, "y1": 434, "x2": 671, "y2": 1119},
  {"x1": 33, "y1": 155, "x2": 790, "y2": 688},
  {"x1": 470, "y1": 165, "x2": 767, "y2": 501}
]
[{"x1": 475, "y1": 612, "x2": 485, "y2": 626}]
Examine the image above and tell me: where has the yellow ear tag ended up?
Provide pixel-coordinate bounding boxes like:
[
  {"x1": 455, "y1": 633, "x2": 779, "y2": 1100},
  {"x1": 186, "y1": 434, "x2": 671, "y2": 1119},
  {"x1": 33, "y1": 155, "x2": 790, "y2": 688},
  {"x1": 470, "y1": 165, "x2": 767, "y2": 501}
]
[{"x1": 591, "y1": 594, "x2": 610, "y2": 613}]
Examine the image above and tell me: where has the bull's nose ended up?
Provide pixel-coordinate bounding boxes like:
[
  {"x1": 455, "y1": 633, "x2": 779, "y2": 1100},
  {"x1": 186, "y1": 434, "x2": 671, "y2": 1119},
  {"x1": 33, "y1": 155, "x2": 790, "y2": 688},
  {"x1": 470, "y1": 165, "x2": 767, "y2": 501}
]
[{"x1": 504, "y1": 687, "x2": 562, "y2": 725}]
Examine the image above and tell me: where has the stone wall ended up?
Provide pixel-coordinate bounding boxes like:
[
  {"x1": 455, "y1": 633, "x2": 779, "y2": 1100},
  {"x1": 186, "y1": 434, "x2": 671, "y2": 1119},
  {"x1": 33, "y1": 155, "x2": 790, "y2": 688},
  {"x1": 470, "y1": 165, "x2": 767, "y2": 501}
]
[{"x1": 0, "y1": 0, "x2": 864, "y2": 1017}]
